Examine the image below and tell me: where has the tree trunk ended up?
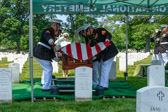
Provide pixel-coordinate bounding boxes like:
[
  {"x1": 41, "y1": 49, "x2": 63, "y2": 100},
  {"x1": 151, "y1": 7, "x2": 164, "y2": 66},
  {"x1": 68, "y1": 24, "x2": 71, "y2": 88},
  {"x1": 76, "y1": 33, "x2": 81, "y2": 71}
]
[
  {"x1": 145, "y1": 35, "x2": 150, "y2": 52},
  {"x1": 17, "y1": 41, "x2": 20, "y2": 53}
]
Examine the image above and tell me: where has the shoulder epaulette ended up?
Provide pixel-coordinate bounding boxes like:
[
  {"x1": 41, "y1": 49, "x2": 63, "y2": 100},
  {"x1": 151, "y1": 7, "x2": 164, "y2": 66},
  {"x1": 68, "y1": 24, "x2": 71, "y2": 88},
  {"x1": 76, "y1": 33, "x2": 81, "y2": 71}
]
[
  {"x1": 46, "y1": 30, "x2": 51, "y2": 34},
  {"x1": 102, "y1": 30, "x2": 107, "y2": 35}
]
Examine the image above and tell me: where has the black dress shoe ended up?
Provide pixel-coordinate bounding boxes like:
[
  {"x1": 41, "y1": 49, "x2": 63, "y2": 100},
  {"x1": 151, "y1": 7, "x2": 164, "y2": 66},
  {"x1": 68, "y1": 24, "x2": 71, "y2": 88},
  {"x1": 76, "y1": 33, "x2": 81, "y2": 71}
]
[{"x1": 42, "y1": 89, "x2": 50, "y2": 92}]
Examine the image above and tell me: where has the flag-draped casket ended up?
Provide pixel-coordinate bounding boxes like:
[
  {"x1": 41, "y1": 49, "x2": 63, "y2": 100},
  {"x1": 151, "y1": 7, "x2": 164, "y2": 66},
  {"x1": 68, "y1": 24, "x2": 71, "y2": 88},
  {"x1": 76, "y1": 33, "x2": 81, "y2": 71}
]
[{"x1": 58, "y1": 42, "x2": 111, "y2": 70}]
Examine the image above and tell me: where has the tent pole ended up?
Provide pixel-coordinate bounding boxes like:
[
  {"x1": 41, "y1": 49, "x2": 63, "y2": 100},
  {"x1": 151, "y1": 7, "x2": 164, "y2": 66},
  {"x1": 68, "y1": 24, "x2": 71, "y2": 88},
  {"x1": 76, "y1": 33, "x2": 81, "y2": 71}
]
[
  {"x1": 124, "y1": 14, "x2": 128, "y2": 81},
  {"x1": 29, "y1": 0, "x2": 34, "y2": 102}
]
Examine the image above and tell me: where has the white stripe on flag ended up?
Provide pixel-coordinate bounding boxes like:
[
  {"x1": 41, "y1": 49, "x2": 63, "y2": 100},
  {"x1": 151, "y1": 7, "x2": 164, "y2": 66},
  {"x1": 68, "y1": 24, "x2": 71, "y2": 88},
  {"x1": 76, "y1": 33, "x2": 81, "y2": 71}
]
[
  {"x1": 91, "y1": 46, "x2": 98, "y2": 56},
  {"x1": 71, "y1": 43, "x2": 78, "y2": 59},
  {"x1": 98, "y1": 42, "x2": 106, "y2": 51},
  {"x1": 80, "y1": 43, "x2": 88, "y2": 60},
  {"x1": 61, "y1": 46, "x2": 67, "y2": 54}
]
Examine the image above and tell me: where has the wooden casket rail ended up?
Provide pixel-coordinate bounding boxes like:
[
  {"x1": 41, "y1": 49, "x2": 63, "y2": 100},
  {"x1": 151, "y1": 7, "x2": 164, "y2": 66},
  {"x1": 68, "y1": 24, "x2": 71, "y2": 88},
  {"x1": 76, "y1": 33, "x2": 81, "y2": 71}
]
[{"x1": 62, "y1": 54, "x2": 93, "y2": 70}]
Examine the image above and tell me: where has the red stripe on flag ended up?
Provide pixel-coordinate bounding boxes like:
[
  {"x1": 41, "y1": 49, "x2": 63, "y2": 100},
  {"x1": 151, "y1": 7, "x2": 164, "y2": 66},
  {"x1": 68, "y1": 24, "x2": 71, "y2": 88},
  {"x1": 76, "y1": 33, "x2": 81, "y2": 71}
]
[
  {"x1": 76, "y1": 43, "x2": 82, "y2": 60},
  {"x1": 95, "y1": 44, "x2": 101, "y2": 53},
  {"x1": 103, "y1": 41, "x2": 111, "y2": 47},
  {"x1": 66, "y1": 44, "x2": 73, "y2": 57},
  {"x1": 58, "y1": 49, "x2": 63, "y2": 53},
  {"x1": 86, "y1": 44, "x2": 93, "y2": 59}
]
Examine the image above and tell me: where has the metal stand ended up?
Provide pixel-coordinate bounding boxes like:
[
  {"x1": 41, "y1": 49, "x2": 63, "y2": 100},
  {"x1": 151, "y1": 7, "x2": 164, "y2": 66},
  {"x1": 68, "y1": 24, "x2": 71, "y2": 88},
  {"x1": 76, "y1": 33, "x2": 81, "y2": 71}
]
[
  {"x1": 124, "y1": 72, "x2": 128, "y2": 81},
  {"x1": 51, "y1": 78, "x2": 75, "y2": 94}
]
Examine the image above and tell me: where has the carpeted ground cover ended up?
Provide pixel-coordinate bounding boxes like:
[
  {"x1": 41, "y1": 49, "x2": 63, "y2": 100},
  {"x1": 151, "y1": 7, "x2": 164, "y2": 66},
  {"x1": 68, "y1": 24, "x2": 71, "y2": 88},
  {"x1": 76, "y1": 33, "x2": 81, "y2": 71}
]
[{"x1": 12, "y1": 80, "x2": 139, "y2": 101}]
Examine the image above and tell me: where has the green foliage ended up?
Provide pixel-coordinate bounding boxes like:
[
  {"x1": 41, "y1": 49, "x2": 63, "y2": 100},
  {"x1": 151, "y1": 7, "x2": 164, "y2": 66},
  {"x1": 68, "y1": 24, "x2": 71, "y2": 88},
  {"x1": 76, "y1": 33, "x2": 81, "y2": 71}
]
[
  {"x1": 3, "y1": 17, "x2": 21, "y2": 41},
  {"x1": 65, "y1": 14, "x2": 99, "y2": 43},
  {"x1": 112, "y1": 25, "x2": 126, "y2": 50}
]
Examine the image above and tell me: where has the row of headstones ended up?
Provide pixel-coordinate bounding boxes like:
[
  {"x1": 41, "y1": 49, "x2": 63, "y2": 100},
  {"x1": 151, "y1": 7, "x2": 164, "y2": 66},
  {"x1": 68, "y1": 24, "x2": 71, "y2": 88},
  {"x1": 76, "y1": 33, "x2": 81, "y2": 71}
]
[
  {"x1": 0, "y1": 58, "x2": 116, "y2": 103},
  {"x1": 0, "y1": 52, "x2": 29, "y2": 73},
  {"x1": 118, "y1": 52, "x2": 150, "y2": 71},
  {"x1": 127, "y1": 49, "x2": 154, "y2": 53},
  {"x1": 0, "y1": 52, "x2": 23, "y2": 62},
  {"x1": 0, "y1": 56, "x2": 58, "y2": 103},
  {"x1": 137, "y1": 60, "x2": 168, "y2": 112}
]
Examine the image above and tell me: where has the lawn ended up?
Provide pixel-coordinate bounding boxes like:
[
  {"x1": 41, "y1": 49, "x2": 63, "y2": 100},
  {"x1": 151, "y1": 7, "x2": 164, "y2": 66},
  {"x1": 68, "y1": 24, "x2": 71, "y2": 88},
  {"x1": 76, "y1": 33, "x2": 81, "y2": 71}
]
[{"x1": 0, "y1": 55, "x2": 152, "y2": 112}]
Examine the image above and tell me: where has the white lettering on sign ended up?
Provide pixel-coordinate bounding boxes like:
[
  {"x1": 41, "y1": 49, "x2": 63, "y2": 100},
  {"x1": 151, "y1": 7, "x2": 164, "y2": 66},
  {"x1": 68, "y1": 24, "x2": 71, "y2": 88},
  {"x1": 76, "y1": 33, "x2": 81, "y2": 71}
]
[
  {"x1": 100, "y1": 5, "x2": 106, "y2": 12},
  {"x1": 42, "y1": 5, "x2": 48, "y2": 12},
  {"x1": 56, "y1": 5, "x2": 61, "y2": 12},
  {"x1": 120, "y1": 6, "x2": 127, "y2": 12},
  {"x1": 160, "y1": 5, "x2": 166, "y2": 12},
  {"x1": 113, "y1": 5, "x2": 119, "y2": 12},
  {"x1": 40, "y1": 4, "x2": 168, "y2": 14},
  {"x1": 90, "y1": 6, "x2": 97, "y2": 12},
  {"x1": 48, "y1": 5, "x2": 55, "y2": 12}
]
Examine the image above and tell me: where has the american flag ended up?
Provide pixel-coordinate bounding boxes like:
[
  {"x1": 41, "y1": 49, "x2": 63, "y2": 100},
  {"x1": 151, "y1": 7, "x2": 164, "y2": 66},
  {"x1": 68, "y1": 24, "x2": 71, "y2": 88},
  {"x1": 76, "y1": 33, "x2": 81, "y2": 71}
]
[{"x1": 58, "y1": 42, "x2": 111, "y2": 60}]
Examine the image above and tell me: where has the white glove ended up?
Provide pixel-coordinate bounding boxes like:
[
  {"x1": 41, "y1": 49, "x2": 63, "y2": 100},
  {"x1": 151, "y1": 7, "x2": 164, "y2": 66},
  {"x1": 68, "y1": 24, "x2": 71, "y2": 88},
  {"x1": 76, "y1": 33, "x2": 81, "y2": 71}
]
[
  {"x1": 53, "y1": 52, "x2": 61, "y2": 62},
  {"x1": 48, "y1": 39, "x2": 54, "y2": 45},
  {"x1": 92, "y1": 56, "x2": 97, "y2": 60},
  {"x1": 53, "y1": 57, "x2": 60, "y2": 62},
  {"x1": 105, "y1": 39, "x2": 109, "y2": 42},
  {"x1": 54, "y1": 46, "x2": 60, "y2": 52}
]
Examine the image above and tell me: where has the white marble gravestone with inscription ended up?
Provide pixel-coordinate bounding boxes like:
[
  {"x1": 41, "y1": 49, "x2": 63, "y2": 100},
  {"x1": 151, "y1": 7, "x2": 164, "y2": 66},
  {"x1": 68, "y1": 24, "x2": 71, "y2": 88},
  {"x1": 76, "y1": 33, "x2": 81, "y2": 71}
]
[
  {"x1": 109, "y1": 61, "x2": 116, "y2": 81},
  {"x1": 147, "y1": 65, "x2": 165, "y2": 86},
  {"x1": 136, "y1": 86, "x2": 168, "y2": 112},
  {"x1": 0, "y1": 68, "x2": 12, "y2": 103},
  {"x1": 75, "y1": 66, "x2": 92, "y2": 101},
  {"x1": 52, "y1": 61, "x2": 58, "y2": 73},
  {"x1": 8, "y1": 63, "x2": 20, "y2": 83},
  {"x1": 151, "y1": 60, "x2": 161, "y2": 65},
  {"x1": 119, "y1": 54, "x2": 126, "y2": 71}
]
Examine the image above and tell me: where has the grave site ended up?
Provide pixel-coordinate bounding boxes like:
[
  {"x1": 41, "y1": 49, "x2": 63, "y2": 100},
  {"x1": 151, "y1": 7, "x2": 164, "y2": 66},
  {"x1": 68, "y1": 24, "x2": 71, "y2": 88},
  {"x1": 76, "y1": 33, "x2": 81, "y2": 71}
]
[
  {"x1": 1, "y1": 51, "x2": 168, "y2": 112},
  {"x1": 1, "y1": 0, "x2": 168, "y2": 112},
  {"x1": 1, "y1": 52, "x2": 147, "y2": 102}
]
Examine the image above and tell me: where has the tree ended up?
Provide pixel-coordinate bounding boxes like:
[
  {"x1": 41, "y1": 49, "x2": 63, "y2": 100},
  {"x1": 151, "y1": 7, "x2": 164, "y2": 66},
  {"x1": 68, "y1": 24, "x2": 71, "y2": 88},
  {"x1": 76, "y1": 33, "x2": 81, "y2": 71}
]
[
  {"x1": 0, "y1": 0, "x2": 29, "y2": 53},
  {"x1": 131, "y1": 23, "x2": 159, "y2": 52},
  {"x1": 0, "y1": 0, "x2": 50, "y2": 52},
  {"x1": 102, "y1": 15, "x2": 161, "y2": 52}
]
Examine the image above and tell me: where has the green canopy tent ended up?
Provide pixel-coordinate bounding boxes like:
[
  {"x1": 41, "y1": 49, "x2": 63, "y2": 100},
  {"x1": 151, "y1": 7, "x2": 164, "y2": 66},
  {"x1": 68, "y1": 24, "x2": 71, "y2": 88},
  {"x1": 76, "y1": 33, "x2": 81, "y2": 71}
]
[
  {"x1": 30, "y1": 0, "x2": 168, "y2": 102},
  {"x1": 33, "y1": 0, "x2": 168, "y2": 15}
]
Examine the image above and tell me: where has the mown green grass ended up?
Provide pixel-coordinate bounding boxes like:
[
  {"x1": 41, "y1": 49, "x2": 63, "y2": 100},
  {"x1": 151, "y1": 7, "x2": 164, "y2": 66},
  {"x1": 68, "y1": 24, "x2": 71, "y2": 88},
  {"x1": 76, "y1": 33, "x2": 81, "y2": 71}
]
[
  {"x1": 0, "y1": 55, "x2": 152, "y2": 112},
  {"x1": 0, "y1": 99, "x2": 136, "y2": 112},
  {"x1": 0, "y1": 58, "x2": 12, "y2": 68}
]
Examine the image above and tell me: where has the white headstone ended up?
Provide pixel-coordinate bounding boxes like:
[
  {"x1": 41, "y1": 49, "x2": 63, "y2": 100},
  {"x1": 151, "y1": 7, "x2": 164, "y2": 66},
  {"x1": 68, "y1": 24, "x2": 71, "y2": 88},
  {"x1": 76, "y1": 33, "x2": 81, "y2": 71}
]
[
  {"x1": 136, "y1": 86, "x2": 168, "y2": 112},
  {"x1": 147, "y1": 65, "x2": 165, "y2": 86},
  {"x1": 0, "y1": 68, "x2": 12, "y2": 103},
  {"x1": 109, "y1": 61, "x2": 116, "y2": 81},
  {"x1": 151, "y1": 60, "x2": 161, "y2": 65},
  {"x1": 75, "y1": 66, "x2": 92, "y2": 101},
  {"x1": 52, "y1": 62, "x2": 58, "y2": 73},
  {"x1": 128, "y1": 53, "x2": 135, "y2": 65},
  {"x1": 8, "y1": 63, "x2": 20, "y2": 83},
  {"x1": 0, "y1": 55, "x2": 2, "y2": 61},
  {"x1": 119, "y1": 54, "x2": 126, "y2": 71}
]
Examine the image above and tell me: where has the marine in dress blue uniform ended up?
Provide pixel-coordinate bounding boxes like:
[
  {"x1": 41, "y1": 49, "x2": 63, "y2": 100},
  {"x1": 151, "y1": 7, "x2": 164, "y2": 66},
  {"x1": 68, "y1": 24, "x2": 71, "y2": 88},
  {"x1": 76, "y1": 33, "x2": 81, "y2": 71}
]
[
  {"x1": 33, "y1": 19, "x2": 61, "y2": 91},
  {"x1": 77, "y1": 25, "x2": 100, "y2": 86},
  {"x1": 85, "y1": 25, "x2": 118, "y2": 90},
  {"x1": 151, "y1": 25, "x2": 168, "y2": 66}
]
